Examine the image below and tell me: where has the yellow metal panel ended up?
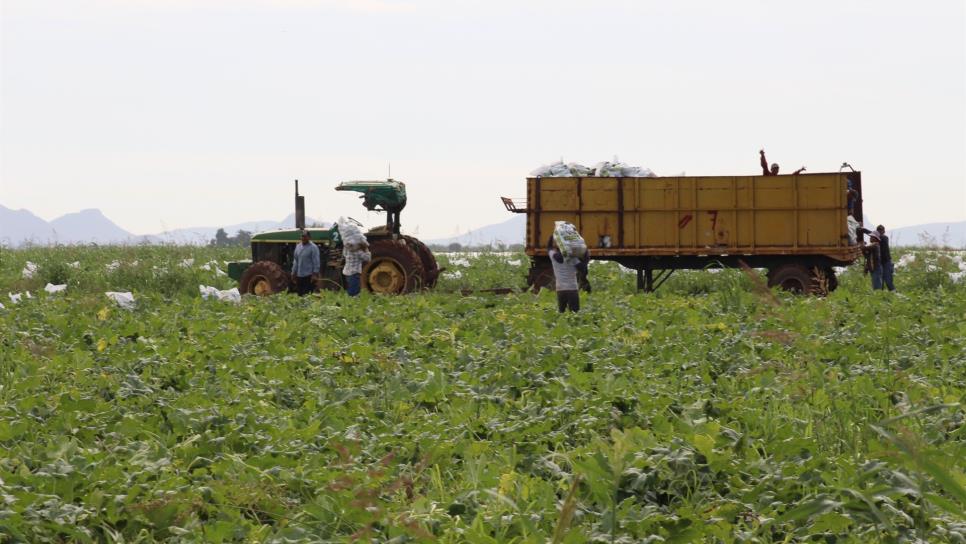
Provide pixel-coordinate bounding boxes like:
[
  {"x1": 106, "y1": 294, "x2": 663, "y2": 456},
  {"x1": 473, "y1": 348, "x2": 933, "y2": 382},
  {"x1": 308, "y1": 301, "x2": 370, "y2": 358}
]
[
  {"x1": 581, "y1": 212, "x2": 618, "y2": 248},
  {"x1": 581, "y1": 178, "x2": 619, "y2": 211},
  {"x1": 525, "y1": 173, "x2": 852, "y2": 255}
]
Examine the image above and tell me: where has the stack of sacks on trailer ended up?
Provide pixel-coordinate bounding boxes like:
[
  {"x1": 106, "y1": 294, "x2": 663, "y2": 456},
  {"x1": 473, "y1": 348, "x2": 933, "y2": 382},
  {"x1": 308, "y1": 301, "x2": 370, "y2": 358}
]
[
  {"x1": 530, "y1": 160, "x2": 656, "y2": 178},
  {"x1": 337, "y1": 217, "x2": 368, "y2": 246},
  {"x1": 553, "y1": 221, "x2": 588, "y2": 261}
]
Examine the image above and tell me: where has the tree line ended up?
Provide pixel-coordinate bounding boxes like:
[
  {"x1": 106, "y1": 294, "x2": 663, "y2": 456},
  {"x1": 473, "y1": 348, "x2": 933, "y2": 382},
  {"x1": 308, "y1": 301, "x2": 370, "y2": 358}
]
[{"x1": 209, "y1": 229, "x2": 253, "y2": 247}]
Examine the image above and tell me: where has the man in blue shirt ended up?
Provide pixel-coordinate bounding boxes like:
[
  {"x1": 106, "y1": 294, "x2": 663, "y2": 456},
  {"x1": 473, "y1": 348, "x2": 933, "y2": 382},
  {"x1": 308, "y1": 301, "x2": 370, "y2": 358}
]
[{"x1": 291, "y1": 230, "x2": 320, "y2": 296}]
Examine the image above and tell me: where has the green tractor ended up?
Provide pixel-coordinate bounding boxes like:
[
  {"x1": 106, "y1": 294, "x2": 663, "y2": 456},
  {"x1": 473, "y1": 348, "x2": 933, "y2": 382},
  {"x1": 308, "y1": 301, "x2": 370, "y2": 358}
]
[{"x1": 227, "y1": 180, "x2": 439, "y2": 295}]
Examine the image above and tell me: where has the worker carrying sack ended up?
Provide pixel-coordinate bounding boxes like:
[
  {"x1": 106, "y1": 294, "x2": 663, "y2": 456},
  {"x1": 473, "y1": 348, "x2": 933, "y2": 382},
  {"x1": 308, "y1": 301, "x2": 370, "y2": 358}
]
[
  {"x1": 553, "y1": 221, "x2": 587, "y2": 260},
  {"x1": 337, "y1": 217, "x2": 368, "y2": 246}
]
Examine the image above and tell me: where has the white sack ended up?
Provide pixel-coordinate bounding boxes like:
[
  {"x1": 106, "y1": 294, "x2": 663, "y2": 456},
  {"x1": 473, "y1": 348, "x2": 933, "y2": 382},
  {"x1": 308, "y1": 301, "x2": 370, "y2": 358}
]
[
  {"x1": 200, "y1": 285, "x2": 241, "y2": 303},
  {"x1": 567, "y1": 163, "x2": 593, "y2": 177},
  {"x1": 44, "y1": 283, "x2": 67, "y2": 294},
  {"x1": 105, "y1": 291, "x2": 136, "y2": 310},
  {"x1": 106, "y1": 260, "x2": 121, "y2": 272},
  {"x1": 553, "y1": 221, "x2": 587, "y2": 260},
  {"x1": 337, "y1": 217, "x2": 368, "y2": 246},
  {"x1": 22, "y1": 262, "x2": 37, "y2": 279},
  {"x1": 847, "y1": 216, "x2": 860, "y2": 245},
  {"x1": 895, "y1": 253, "x2": 916, "y2": 268},
  {"x1": 530, "y1": 161, "x2": 562, "y2": 177}
]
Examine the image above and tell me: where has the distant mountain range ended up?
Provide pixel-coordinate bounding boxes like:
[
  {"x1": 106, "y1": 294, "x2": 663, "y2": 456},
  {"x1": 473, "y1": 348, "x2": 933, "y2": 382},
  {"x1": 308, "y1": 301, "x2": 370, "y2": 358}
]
[
  {"x1": 0, "y1": 204, "x2": 320, "y2": 246},
  {"x1": 424, "y1": 215, "x2": 526, "y2": 247},
  {"x1": 1, "y1": 204, "x2": 963, "y2": 248}
]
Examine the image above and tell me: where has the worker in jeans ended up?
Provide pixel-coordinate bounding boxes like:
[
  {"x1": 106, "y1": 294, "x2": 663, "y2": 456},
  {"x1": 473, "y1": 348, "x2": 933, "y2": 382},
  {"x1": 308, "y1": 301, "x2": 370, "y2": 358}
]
[
  {"x1": 863, "y1": 232, "x2": 883, "y2": 290},
  {"x1": 548, "y1": 238, "x2": 590, "y2": 313},
  {"x1": 342, "y1": 241, "x2": 371, "y2": 297},
  {"x1": 876, "y1": 224, "x2": 895, "y2": 291},
  {"x1": 291, "y1": 230, "x2": 320, "y2": 296}
]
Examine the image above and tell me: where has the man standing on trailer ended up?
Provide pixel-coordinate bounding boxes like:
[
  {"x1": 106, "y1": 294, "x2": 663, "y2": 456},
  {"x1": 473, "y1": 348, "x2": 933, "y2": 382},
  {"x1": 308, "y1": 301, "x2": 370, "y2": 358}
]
[
  {"x1": 760, "y1": 149, "x2": 806, "y2": 176},
  {"x1": 292, "y1": 230, "x2": 321, "y2": 296},
  {"x1": 876, "y1": 224, "x2": 895, "y2": 291}
]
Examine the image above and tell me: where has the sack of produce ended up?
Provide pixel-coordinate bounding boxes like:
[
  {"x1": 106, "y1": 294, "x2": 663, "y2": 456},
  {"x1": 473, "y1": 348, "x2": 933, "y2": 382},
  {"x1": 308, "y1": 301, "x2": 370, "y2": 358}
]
[
  {"x1": 847, "y1": 215, "x2": 860, "y2": 245},
  {"x1": 553, "y1": 221, "x2": 587, "y2": 259},
  {"x1": 337, "y1": 217, "x2": 368, "y2": 246}
]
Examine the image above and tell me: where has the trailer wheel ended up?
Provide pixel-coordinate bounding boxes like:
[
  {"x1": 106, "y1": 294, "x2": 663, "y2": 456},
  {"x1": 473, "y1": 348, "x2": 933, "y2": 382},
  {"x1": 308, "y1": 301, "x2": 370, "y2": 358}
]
[
  {"x1": 239, "y1": 261, "x2": 290, "y2": 296},
  {"x1": 527, "y1": 260, "x2": 554, "y2": 293},
  {"x1": 364, "y1": 240, "x2": 425, "y2": 294},
  {"x1": 825, "y1": 267, "x2": 839, "y2": 292},
  {"x1": 767, "y1": 264, "x2": 820, "y2": 295},
  {"x1": 402, "y1": 235, "x2": 439, "y2": 288}
]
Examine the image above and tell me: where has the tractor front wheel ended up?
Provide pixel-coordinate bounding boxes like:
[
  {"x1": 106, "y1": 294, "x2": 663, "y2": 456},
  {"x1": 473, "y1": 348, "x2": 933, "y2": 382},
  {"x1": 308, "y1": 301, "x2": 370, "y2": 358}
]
[
  {"x1": 363, "y1": 240, "x2": 425, "y2": 294},
  {"x1": 239, "y1": 261, "x2": 290, "y2": 296}
]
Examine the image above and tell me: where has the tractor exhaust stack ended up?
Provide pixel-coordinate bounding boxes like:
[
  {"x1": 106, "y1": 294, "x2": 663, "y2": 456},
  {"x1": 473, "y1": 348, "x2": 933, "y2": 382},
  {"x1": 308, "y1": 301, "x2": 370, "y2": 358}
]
[{"x1": 294, "y1": 179, "x2": 305, "y2": 229}]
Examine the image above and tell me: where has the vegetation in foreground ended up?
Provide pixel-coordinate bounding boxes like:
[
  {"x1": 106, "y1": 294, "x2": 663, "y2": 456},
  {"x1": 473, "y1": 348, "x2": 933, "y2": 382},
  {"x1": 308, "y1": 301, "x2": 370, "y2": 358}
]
[{"x1": 1, "y1": 246, "x2": 964, "y2": 543}]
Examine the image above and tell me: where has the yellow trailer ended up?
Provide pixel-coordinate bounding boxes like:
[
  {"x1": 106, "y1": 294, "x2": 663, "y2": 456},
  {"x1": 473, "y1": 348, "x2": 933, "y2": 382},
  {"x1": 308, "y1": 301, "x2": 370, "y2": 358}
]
[{"x1": 503, "y1": 171, "x2": 864, "y2": 293}]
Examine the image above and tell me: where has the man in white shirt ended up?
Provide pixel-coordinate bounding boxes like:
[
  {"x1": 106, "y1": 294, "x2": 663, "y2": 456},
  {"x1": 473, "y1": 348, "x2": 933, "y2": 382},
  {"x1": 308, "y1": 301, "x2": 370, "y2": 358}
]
[
  {"x1": 343, "y1": 241, "x2": 371, "y2": 296},
  {"x1": 549, "y1": 240, "x2": 590, "y2": 313}
]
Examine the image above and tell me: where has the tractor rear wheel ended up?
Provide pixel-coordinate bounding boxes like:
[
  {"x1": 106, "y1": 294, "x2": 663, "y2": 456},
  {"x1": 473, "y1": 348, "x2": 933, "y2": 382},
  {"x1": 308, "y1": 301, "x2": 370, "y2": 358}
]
[
  {"x1": 364, "y1": 239, "x2": 425, "y2": 294},
  {"x1": 239, "y1": 261, "x2": 290, "y2": 296},
  {"x1": 767, "y1": 264, "x2": 824, "y2": 295},
  {"x1": 403, "y1": 235, "x2": 440, "y2": 288}
]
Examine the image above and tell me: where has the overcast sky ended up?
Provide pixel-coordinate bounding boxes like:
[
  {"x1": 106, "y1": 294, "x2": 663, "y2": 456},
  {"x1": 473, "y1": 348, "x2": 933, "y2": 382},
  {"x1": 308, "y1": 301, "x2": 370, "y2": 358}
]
[{"x1": 2, "y1": 0, "x2": 964, "y2": 238}]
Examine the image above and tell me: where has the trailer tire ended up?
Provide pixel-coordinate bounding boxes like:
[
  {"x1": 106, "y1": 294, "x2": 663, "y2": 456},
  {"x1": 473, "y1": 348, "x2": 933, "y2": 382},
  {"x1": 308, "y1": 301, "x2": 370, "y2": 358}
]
[
  {"x1": 825, "y1": 267, "x2": 839, "y2": 292},
  {"x1": 527, "y1": 260, "x2": 554, "y2": 294},
  {"x1": 239, "y1": 261, "x2": 291, "y2": 296},
  {"x1": 767, "y1": 264, "x2": 820, "y2": 295},
  {"x1": 364, "y1": 239, "x2": 425, "y2": 294},
  {"x1": 403, "y1": 235, "x2": 439, "y2": 288}
]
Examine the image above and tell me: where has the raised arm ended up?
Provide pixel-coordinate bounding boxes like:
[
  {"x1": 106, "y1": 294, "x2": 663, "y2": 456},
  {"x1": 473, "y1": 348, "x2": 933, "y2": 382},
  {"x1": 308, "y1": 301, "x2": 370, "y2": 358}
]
[
  {"x1": 793, "y1": 166, "x2": 806, "y2": 175},
  {"x1": 759, "y1": 150, "x2": 770, "y2": 175}
]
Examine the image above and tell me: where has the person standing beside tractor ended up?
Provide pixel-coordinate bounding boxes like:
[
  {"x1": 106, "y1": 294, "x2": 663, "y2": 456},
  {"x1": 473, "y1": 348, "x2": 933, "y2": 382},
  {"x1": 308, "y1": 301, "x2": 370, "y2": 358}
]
[
  {"x1": 292, "y1": 230, "x2": 321, "y2": 296},
  {"x1": 343, "y1": 241, "x2": 371, "y2": 297},
  {"x1": 877, "y1": 224, "x2": 895, "y2": 291},
  {"x1": 759, "y1": 149, "x2": 806, "y2": 176}
]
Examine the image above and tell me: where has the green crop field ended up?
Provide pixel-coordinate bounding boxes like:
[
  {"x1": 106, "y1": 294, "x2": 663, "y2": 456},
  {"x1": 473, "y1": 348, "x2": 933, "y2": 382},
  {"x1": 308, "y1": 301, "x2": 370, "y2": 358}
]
[{"x1": 1, "y1": 246, "x2": 964, "y2": 543}]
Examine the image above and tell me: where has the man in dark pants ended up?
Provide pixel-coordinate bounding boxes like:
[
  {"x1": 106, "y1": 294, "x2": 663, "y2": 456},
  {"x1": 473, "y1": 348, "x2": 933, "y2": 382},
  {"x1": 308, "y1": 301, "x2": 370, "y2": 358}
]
[
  {"x1": 291, "y1": 230, "x2": 320, "y2": 296},
  {"x1": 864, "y1": 232, "x2": 883, "y2": 290},
  {"x1": 549, "y1": 238, "x2": 590, "y2": 313},
  {"x1": 877, "y1": 224, "x2": 895, "y2": 291}
]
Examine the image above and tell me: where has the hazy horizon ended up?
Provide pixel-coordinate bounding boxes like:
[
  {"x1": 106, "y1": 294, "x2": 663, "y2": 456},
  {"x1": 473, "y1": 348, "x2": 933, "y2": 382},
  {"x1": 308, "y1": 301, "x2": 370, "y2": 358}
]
[{"x1": 2, "y1": 0, "x2": 964, "y2": 239}]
